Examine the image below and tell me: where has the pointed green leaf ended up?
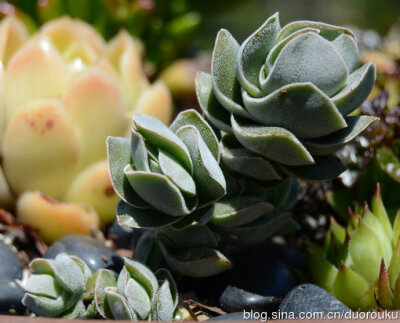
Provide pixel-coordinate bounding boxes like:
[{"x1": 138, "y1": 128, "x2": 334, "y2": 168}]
[
  {"x1": 378, "y1": 260, "x2": 393, "y2": 309},
  {"x1": 211, "y1": 29, "x2": 251, "y2": 119},
  {"x1": 150, "y1": 280, "x2": 175, "y2": 321},
  {"x1": 133, "y1": 114, "x2": 193, "y2": 173},
  {"x1": 237, "y1": 12, "x2": 280, "y2": 97},
  {"x1": 393, "y1": 275, "x2": 400, "y2": 308},
  {"x1": 333, "y1": 264, "x2": 369, "y2": 311},
  {"x1": 231, "y1": 115, "x2": 314, "y2": 166},
  {"x1": 170, "y1": 109, "x2": 220, "y2": 162},
  {"x1": 195, "y1": 72, "x2": 232, "y2": 134},
  {"x1": 372, "y1": 184, "x2": 393, "y2": 239},
  {"x1": 359, "y1": 278, "x2": 379, "y2": 311},
  {"x1": 106, "y1": 136, "x2": 149, "y2": 208},
  {"x1": 305, "y1": 248, "x2": 338, "y2": 292},
  {"x1": 389, "y1": 237, "x2": 400, "y2": 289},
  {"x1": 155, "y1": 269, "x2": 178, "y2": 308},
  {"x1": 211, "y1": 196, "x2": 274, "y2": 227},
  {"x1": 394, "y1": 211, "x2": 400, "y2": 248},
  {"x1": 349, "y1": 220, "x2": 384, "y2": 284},
  {"x1": 332, "y1": 62, "x2": 376, "y2": 115},
  {"x1": 243, "y1": 82, "x2": 346, "y2": 139}
]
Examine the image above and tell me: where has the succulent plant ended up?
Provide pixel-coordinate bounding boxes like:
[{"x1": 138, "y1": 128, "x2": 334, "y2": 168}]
[
  {"x1": 86, "y1": 258, "x2": 178, "y2": 321},
  {"x1": 108, "y1": 109, "x2": 226, "y2": 226},
  {"x1": 0, "y1": 16, "x2": 172, "y2": 243},
  {"x1": 196, "y1": 12, "x2": 378, "y2": 182},
  {"x1": 307, "y1": 184, "x2": 400, "y2": 311},
  {"x1": 22, "y1": 253, "x2": 91, "y2": 318}
]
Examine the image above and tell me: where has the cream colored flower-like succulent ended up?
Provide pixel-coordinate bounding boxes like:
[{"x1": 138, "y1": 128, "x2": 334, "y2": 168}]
[{"x1": 0, "y1": 16, "x2": 173, "y2": 243}]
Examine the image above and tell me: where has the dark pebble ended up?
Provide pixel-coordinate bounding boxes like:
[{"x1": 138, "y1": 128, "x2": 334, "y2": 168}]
[
  {"x1": 278, "y1": 284, "x2": 351, "y2": 318},
  {"x1": 44, "y1": 234, "x2": 123, "y2": 273},
  {"x1": 107, "y1": 221, "x2": 148, "y2": 250},
  {"x1": 0, "y1": 276, "x2": 25, "y2": 315},
  {"x1": 219, "y1": 285, "x2": 280, "y2": 313},
  {"x1": 0, "y1": 242, "x2": 23, "y2": 280}
]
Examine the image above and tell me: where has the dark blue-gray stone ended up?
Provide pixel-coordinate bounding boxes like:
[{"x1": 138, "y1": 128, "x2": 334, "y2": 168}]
[
  {"x1": 0, "y1": 242, "x2": 23, "y2": 280},
  {"x1": 219, "y1": 285, "x2": 280, "y2": 312},
  {"x1": 0, "y1": 276, "x2": 25, "y2": 315},
  {"x1": 44, "y1": 234, "x2": 123, "y2": 273},
  {"x1": 278, "y1": 284, "x2": 351, "y2": 318},
  {"x1": 107, "y1": 221, "x2": 148, "y2": 250}
]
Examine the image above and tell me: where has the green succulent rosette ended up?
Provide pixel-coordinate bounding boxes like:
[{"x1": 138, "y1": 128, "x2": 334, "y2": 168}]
[
  {"x1": 196, "y1": 13, "x2": 378, "y2": 182},
  {"x1": 307, "y1": 185, "x2": 400, "y2": 311},
  {"x1": 86, "y1": 258, "x2": 178, "y2": 321},
  {"x1": 22, "y1": 253, "x2": 91, "y2": 318},
  {"x1": 107, "y1": 109, "x2": 226, "y2": 229}
]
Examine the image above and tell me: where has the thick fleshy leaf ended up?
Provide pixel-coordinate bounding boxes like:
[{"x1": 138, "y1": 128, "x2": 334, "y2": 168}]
[
  {"x1": 158, "y1": 244, "x2": 232, "y2": 278},
  {"x1": 394, "y1": 211, "x2": 400, "y2": 248},
  {"x1": 25, "y1": 274, "x2": 60, "y2": 299},
  {"x1": 231, "y1": 115, "x2": 314, "y2": 166},
  {"x1": 177, "y1": 126, "x2": 226, "y2": 206},
  {"x1": 349, "y1": 220, "x2": 384, "y2": 284},
  {"x1": 195, "y1": 72, "x2": 232, "y2": 133},
  {"x1": 170, "y1": 109, "x2": 220, "y2": 162},
  {"x1": 124, "y1": 278, "x2": 151, "y2": 319},
  {"x1": 243, "y1": 82, "x2": 346, "y2": 139},
  {"x1": 22, "y1": 293, "x2": 66, "y2": 317},
  {"x1": 265, "y1": 28, "x2": 320, "y2": 69},
  {"x1": 236, "y1": 13, "x2": 280, "y2": 97},
  {"x1": 277, "y1": 20, "x2": 354, "y2": 42},
  {"x1": 304, "y1": 116, "x2": 378, "y2": 155},
  {"x1": 171, "y1": 206, "x2": 214, "y2": 230},
  {"x1": 213, "y1": 211, "x2": 292, "y2": 247},
  {"x1": 105, "y1": 287, "x2": 137, "y2": 320},
  {"x1": 116, "y1": 200, "x2": 181, "y2": 229},
  {"x1": 131, "y1": 129, "x2": 150, "y2": 172},
  {"x1": 359, "y1": 279, "x2": 379, "y2": 312},
  {"x1": 155, "y1": 269, "x2": 178, "y2": 308},
  {"x1": 158, "y1": 225, "x2": 218, "y2": 249},
  {"x1": 261, "y1": 32, "x2": 348, "y2": 97},
  {"x1": 332, "y1": 62, "x2": 376, "y2": 115},
  {"x1": 124, "y1": 258, "x2": 159, "y2": 302},
  {"x1": 211, "y1": 197, "x2": 274, "y2": 227},
  {"x1": 378, "y1": 260, "x2": 393, "y2": 310},
  {"x1": 94, "y1": 269, "x2": 117, "y2": 319},
  {"x1": 133, "y1": 114, "x2": 193, "y2": 173},
  {"x1": 124, "y1": 167, "x2": 196, "y2": 216},
  {"x1": 393, "y1": 275, "x2": 400, "y2": 309},
  {"x1": 332, "y1": 34, "x2": 359, "y2": 73},
  {"x1": 30, "y1": 258, "x2": 54, "y2": 276},
  {"x1": 150, "y1": 280, "x2": 175, "y2": 321},
  {"x1": 333, "y1": 264, "x2": 369, "y2": 311},
  {"x1": 62, "y1": 300, "x2": 86, "y2": 319},
  {"x1": 389, "y1": 238, "x2": 400, "y2": 289},
  {"x1": 221, "y1": 143, "x2": 282, "y2": 181},
  {"x1": 211, "y1": 29, "x2": 251, "y2": 119},
  {"x1": 372, "y1": 184, "x2": 393, "y2": 240},
  {"x1": 135, "y1": 232, "x2": 163, "y2": 270},
  {"x1": 281, "y1": 155, "x2": 346, "y2": 181},
  {"x1": 106, "y1": 136, "x2": 149, "y2": 208},
  {"x1": 158, "y1": 150, "x2": 196, "y2": 197},
  {"x1": 306, "y1": 248, "x2": 338, "y2": 292}
]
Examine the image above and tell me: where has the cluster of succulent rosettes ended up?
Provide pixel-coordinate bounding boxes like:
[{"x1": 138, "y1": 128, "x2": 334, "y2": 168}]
[
  {"x1": 86, "y1": 258, "x2": 178, "y2": 321},
  {"x1": 23, "y1": 253, "x2": 92, "y2": 318},
  {"x1": 107, "y1": 109, "x2": 226, "y2": 228},
  {"x1": 196, "y1": 12, "x2": 378, "y2": 182},
  {"x1": 307, "y1": 184, "x2": 400, "y2": 311},
  {"x1": 0, "y1": 15, "x2": 172, "y2": 243},
  {"x1": 23, "y1": 254, "x2": 178, "y2": 320}
]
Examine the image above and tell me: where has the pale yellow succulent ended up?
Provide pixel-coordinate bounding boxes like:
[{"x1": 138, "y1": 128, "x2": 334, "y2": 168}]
[{"x1": 0, "y1": 16, "x2": 173, "y2": 243}]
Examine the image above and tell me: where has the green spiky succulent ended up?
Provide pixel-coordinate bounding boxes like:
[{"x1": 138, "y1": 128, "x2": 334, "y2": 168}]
[
  {"x1": 307, "y1": 184, "x2": 400, "y2": 311},
  {"x1": 86, "y1": 258, "x2": 178, "y2": 321},
  {"x1": 22, "y1": 253, "x2": 91, "y2": 318},
  {"x1": 196, "y1": 12, "x2": 378, "y2": 182}
]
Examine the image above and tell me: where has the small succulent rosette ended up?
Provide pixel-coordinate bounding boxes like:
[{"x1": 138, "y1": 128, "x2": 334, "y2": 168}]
[
  {"x1": 107, "y1": 109, "x2": 226, "y2": 229},
  {"x1": 22, "y1": 253, "x2": 91, "y2": 318},
  {"x1": 86, "y1": 258, "x2": 178, "y2": 321},
  {"x1": 308, "y1": 185, "x2": 400, "y2": 311},
  {"x1": 196, "y1": 12, "x2": 378, "y2": 182}
]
